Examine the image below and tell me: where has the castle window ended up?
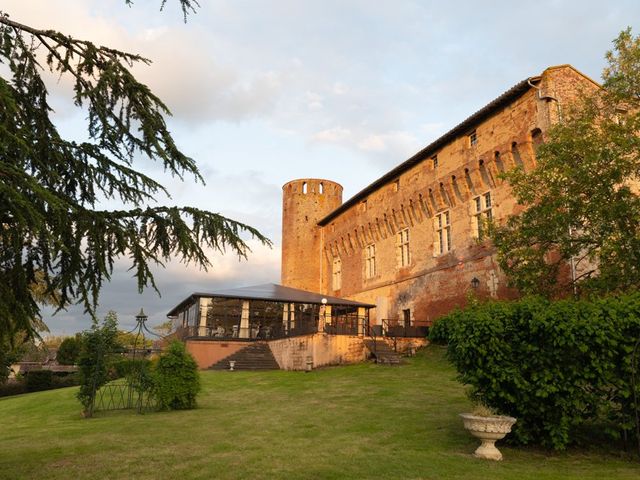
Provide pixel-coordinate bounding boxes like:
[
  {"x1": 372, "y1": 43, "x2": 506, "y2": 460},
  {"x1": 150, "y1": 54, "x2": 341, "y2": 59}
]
[
  {"x1": 473, "y1": 192, "x2": 493, "y2": 240},
  {"x1": 332, "y1": 257, "x2": 342, "y2": 291},
  {"x1": 435, "y1": 211, "x2": 451, "y2": 255},
  {"x1": 319, "y1": 182, "x2": 324, "y2": 194},
  {"x1": 396, "y1": 228, "x2": 410, "y2": 267},
  {"x1": 614, "y1": 107, "x2": 628, "y2": 124},
  {"x1": 440, "y1": 182, "x2": 452, "y2": 206},
  {"x1": 431, "y1": 154, "x2": 438, "y2": 169},
  {"x1": 494, "y1": 151, "x2": 504, "y2": 172},
  {"x1": 393, "y1": 179, "x2": 400, "y2": 192},
  {"x1": 512, "y1": 142, "x2": 523, "y2": 167},
  {"x1": 531, "y1": 128, "x2": 543, "y2": 155},
  {"x1": 468, "y1": 130, "x2": 478, "y2": 147},
  {"x1": 302, "y1": 182, "x2": 308, "y2": 194},
  {"x1": 364, "y1": 244, "x2": 376, "y2": 279},
  {"x1": 361, "y1": 199, "x2": 368, "y2": 212}
]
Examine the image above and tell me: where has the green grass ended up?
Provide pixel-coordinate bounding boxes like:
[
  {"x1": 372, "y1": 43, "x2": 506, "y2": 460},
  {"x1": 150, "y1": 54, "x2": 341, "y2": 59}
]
[{"x1": 1, "y1": 346, "x2": 639, "y2": 479}]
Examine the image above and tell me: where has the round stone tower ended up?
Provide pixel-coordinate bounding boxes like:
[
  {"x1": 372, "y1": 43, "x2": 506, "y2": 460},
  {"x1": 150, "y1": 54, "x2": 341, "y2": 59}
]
[{"x1": 281, "y1": 178, "x2": 343, "y2": 292}]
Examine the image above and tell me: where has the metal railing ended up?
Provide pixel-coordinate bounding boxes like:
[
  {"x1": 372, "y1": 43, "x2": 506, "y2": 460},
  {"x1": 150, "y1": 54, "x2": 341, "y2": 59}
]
[
  {"x1": 322, "y1": 315, "x2": 364, "y2": 336},
  {"x1": 381, "y1": 319, "x2": 429, "y2": 339},
  {"x1": 363, "y1": 318, "x2": 429, "y2": 353},
  {"x1": 179, "y1": 315, "x2": 321, "y2": 341},
  {"x1": 93, "y1": 382, "x2": 157, "y2": 413}
]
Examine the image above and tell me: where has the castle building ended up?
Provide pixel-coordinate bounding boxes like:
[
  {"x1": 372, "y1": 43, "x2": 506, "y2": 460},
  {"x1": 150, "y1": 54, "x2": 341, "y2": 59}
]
[
  {"x1": 281, "y1": 65, "x2": 599, "y2": 330},
  {"x1": 169, "y1": 64, "x2": 599, "y2": 371}
]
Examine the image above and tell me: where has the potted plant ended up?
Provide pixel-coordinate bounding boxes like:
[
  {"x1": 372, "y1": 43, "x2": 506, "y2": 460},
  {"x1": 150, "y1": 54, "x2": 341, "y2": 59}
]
[{"x1": 460, "y1": 404, "x2": 516, "y2": 461}]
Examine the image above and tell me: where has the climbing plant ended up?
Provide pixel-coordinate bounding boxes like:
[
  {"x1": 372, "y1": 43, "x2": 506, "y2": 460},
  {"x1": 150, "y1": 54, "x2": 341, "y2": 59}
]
[{"x1": 77, "y1": 311, "x2": 119, "y2": 417}]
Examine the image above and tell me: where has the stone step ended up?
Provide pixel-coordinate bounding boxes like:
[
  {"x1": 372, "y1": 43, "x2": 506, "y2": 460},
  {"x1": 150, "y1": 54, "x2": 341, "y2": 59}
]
[
  {"x1": 363, "y1": 339, "x2": 402, "y2": 365},
  {"x1": 209, "y1": 342, "x2": 280, "y2": 371}
]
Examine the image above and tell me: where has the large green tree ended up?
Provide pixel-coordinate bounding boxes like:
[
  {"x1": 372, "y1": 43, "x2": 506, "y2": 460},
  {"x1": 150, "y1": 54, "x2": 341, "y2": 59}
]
[
  {"x1": 0, "y1": 1, "x2": 270, "y2": 344},
  {"x1": 491, "y1": 28, "x2": 640, "y2": 297}
]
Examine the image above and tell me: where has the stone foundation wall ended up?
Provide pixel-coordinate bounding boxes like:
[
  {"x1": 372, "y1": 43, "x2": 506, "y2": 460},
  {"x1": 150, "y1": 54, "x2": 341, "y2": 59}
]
[
  {"x1": 268, "y1": 333, "x2": 367, "y2": 370},
  {"x1": 387, "y1": 337, "x2": 429, "y2": 354}
]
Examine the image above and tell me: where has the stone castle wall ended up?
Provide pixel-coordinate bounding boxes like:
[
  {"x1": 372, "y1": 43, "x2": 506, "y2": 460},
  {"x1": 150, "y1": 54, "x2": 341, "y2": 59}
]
[
  {"x1": 281, "y1": 179, "x2": 343, "y2": 292},
  {"x1": 281, "y1": 66, "x2": 600, "y2": 326}
]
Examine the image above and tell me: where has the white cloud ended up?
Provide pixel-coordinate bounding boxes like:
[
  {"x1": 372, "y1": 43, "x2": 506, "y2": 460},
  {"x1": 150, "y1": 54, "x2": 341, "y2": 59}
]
[
  {"x1": 332, "y1": 82, "x2": 348, "y2": 95},
  {"x1": 357, "y1": 135, "x2": 386, "y2": 152},
  {"x1": 312, "y1": 127, "x2": 418, "y2": 163},
  {"x1": 4, "y1": 1, "x2": 286, "y2": 124},
  {"x1": 312, "y1": 126, "x2": 352, "y2": 143},
  {"x1": 305, "y1": 92, "x2": 324, "y2": 110}
]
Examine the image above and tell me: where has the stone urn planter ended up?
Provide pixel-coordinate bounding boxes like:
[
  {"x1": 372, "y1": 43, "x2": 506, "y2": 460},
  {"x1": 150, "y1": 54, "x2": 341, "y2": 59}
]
[{"x1": 459, "y1": 413, "x2": 517, "y2": 461}]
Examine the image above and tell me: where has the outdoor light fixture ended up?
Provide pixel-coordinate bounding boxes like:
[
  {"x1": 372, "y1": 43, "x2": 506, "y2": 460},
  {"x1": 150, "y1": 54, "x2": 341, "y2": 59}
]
[
  {"x1": 470, "y1": 277, "x2": 480, "y2": 289},
  {"x1": 321, "y1": 298, "x2": 327, "y2": 305}
]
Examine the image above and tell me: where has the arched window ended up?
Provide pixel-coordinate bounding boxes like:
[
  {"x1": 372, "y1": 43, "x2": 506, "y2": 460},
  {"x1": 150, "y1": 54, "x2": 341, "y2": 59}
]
[
  {"x1": 440, "y1": 182, "x2": 452, "y2": 206},
  {"x1": 494, "y1": 151, "x2": 504, "y2": 172},
  {"x1": 464, "y1": 168, "x2": 475, "y2": 195},
  {"x1": 531, "y1": 128, "x2": 543, "y2": 154},
  {"x1": 511, "y1": 142, "x2": 523, "y2": 167},
  {"x1": 479, "y1": 159, "x2": 494, "y2": 187}
]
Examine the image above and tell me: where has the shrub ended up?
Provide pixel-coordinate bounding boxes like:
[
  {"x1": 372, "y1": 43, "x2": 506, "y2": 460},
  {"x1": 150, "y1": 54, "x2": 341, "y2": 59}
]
[
  {"x1": 444, "y1": 293, "x2": 640, "y2": 450},
  {"x1": 24, "y1": 370, "x2": 54, "y2": 392},
  {"x1": 428, "y1": 309, "x2": 463, "y2": 344},
  {"x1": 57, "y1": 336, "x2": 83, "y2": 365},
  {"x1": 154, "y1": 341, "x2": 200, "y2": 410}
]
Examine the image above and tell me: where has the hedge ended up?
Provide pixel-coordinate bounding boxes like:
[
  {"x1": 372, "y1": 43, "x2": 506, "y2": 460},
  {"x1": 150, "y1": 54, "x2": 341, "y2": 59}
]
[
  {"x1": 0, "y1": 372, "x2": 80, "y2": 397},
  {"x1": 25, "y1": 370, "x2": 54, "y2": 392},
  {"x1": 440, "y1": 293, "x2": 640, "y2": 450}
]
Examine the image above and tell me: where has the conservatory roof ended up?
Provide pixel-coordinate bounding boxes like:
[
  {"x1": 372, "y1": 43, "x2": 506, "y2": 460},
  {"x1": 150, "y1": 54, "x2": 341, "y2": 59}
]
[{"x1": 166, "y1": 283, "x2": 375, "y2": 317}]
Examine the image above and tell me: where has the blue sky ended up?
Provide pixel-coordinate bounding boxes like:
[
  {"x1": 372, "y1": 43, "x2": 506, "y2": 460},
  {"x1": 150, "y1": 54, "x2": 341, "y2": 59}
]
[{"x1": 4, "y1": 0, "x2": 640, "y2": 334}]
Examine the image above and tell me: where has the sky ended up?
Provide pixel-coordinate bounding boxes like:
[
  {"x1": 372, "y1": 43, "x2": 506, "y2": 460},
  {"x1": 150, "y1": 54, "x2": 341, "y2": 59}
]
[{"x1": 3, "y1": 0, "x2": 640, "y2": 334}]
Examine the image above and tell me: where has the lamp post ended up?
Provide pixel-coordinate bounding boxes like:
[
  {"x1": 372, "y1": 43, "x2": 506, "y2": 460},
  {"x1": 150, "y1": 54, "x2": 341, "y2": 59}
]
[
  {"x1": 321, "y1": 298, "x2": 328, "y2": 333},
  {"x1": 135, "y1": 308, "x2": 148, "y2": 327},
  {"x1": 129, "y1": 308, "x2": 149, "y2": 411},
  {"x1": 132, "y1": 308, "x2": 148, "y2": 357}
]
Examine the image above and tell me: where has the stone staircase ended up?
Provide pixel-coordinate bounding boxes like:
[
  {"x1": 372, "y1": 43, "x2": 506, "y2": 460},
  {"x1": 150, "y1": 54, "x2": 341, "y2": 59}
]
[
  {"x1": 209, "y1": 342, "x2": 280, "y2": 371},
  {"x1": 363, "y1": 339, "x2": 402, "y2": 365}
]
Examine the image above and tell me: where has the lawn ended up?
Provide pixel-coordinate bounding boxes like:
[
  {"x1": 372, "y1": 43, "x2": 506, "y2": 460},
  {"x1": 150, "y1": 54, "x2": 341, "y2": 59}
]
[{"x1": 1, "y1": 346, "x2": 639, "y2": 480}]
